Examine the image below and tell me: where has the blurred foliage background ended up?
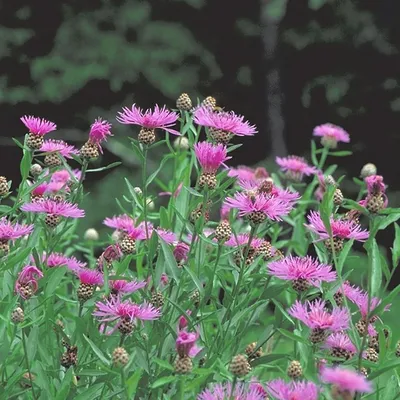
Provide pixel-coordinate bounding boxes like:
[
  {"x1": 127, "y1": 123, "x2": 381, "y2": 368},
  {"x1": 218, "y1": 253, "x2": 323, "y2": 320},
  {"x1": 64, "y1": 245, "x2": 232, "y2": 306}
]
[{"x1": 1, "y1": 0, "x2": 400, "y2": 287}]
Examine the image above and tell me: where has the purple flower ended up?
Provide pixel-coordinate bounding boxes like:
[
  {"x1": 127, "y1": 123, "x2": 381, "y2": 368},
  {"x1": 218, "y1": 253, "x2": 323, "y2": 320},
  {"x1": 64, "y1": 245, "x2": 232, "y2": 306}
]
[
  {"x1": 228, "y1": 166, "x2": 269, "y2": 182},
  {"x1": 289, "y1": 299, "x2": 350, "y2": 332},
  {"x1": 77, "y1": 268, "x2": 104, "y2": 286},
  {"x1": 40, "y1": 140, "x2": 78, "y2": 158},
  {"x1": 305, "y1": 211, "x2": 369, "y2": 242},
  {"x1": 198, "y1": 382, "x2": 265, "y2": 400},
  {"x1": 176, "y1": 328, "x2": 201, "y2": 358},
  {"x1": 268, "y1": 255, "x2": 336, "y2": 287},
  {"x1": 50, "y1": 169, "x2": 81, "y2": 184},
  {"x1": 323, "y1": 332, "x2": 356, "y2": 356},
  {"x1": 173, "y1": 242, "x2": 190, "y2": 264},
  {"x1": 194, "y1": 142, "x2": 230, "y2": 173},
  {"x1": 266, "y1": 379, "x2": 319, "y2": 400},
  {"x1": 276, "y1": 155, "x2": 317, "y2": 181},
  {"x1": 225, "y1": 233, "x2": 264, "y2": 249},
  {"x1": 313, "y1": 123, "x2": 350, "y2": 145},
  {"x1": 21, "y1": 115, "x2": 57, "y2": 136},
  {"x1": 126, "y1": 223, "x2": 149, "y2": 241},
  {"x1": 21, "y1": 199, "x2": 85, "y2": 218},
  {"x1": 109, "y1": 279, "x2": 147, "y2": 296},
  {"x1": 117, "y1": 104, "x2": 179, "y2": 135},
  {"x1": 193, "y1": 106, "x2": 257, "y2": 137},
  {"x1": 15, "y1": 265, "x2": 43, "y2": 299},
  {"x1": 347, "y1": 290, "x2": 390, "y2": 321},
  {"x1": 103, "y1": 215, "x2": 136, "y2": 232},
  {"x1": 156, "y1": 228, "x2": 177, "y2": 244},
  {"x1": 46, "y1": 252, "x2": 86, "y2": 271},
  {"x1": 320, "y1": 366, "x2": 372, "y2": 394},
  {"x1": 365, "y1": 175, "x2": 386, "y2": 195},
  {"x1": 89, "y1": 118, "x2": 112, "y2": 149},
  {"x1": 0, "y1": 218, "x2": 34, "y2": 241}
]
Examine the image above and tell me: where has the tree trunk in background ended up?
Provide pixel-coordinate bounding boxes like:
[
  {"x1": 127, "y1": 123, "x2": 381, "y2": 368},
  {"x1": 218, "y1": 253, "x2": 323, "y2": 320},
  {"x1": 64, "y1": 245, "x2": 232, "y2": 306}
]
[{"x1": 260, "y1": 0, "x2": 288, "y2": 157}]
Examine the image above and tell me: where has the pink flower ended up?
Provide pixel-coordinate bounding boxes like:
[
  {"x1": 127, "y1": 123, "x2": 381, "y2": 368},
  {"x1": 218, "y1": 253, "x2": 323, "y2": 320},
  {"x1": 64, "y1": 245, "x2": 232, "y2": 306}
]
[
  {"x1": 305, "y1": 211, "x2": 369, "y2": 241},
  {"x1": 313, "y1": 123, "x2": 350, "y2": 144},
  {"x1": 365, "y1": 175, "x2": 385, "y2": 194},
  {"x1": 349, "y1": 291, "x2": 389, "y2": 320},
  {"x1": 21, "y1": 199, "x2": 85, "y2": 218},
  {"x1": 46, "y1": 181, "x2": 70, "y2": 194},
  {"x1": 156, "y1": 228, "x2": 177, "y2": 244},
  {"x1": 97, "y1": 244, "x2": 123, "y2": 271},
  {"x1": 40, "y1": 140, "x2": 78, "y2": 158},
  {"x1": 93, "y1": 297, "x2": 161, "y2": 333},
  {"x1": 193, "y1": 106, "x2": 257, "y2": 137},
  {"x1": 268, "y1": 256, "x2": 336, "y2": 287},
  {"x1": 225, "y1": 233, "x2": 264, "y2": 248},
  {"x1": 228, "y1": 166, "x2": 269, "y2": 182},
  {"x1": 289, "y1": 299, "x2": 350, "y2": 332},
  {"x1": 51, "y1": 169, "x2": 81, "y2": 184},
  {"x1": 31, "y1": 182, "x2": 48, "y2": 197},
  {"x1": 323, "y1": 332, "x2": 356, "y2": 355},
  {"x1": 21, "y1": 115, "x2": 56, "y2": 136},
  {"x1": 178, "y1": 310, "x2": 192, "y2": 330},
  {"x1": 320, "y1": 366, "x2": 372, "y2": 394},
  {"x1": 15, "y1": 265, "x2": 43, "y2": 299},
  {"x1": 194, "y1": 142, "x2": 230, "y2": 173},
  {"x1": 89, "y1": 117, "x2": 112, "y2": 148},
  {"x1": 76, "y1": 268, "x2": 104, "y2": 286},
  {"x1": 0, "y1": 218, "x2": 34, "y2": 241},
  {"x1": 126, "y1": 223, "x2": 149, "y2": 241},
  {"x1": 109, "y1": 279, "x2": 146, "y2": 295},
  {"x1": 103, "y1": 215, "x2": 135, "y2": 232},
  {"x1": 46, "y1": 253, "x2": 86, "y2": 271},
  {"x1": 225, "y1": 192, "x2": 295, "y2": 221},
  {"x1": 220, "y1": 201, "x2": 231, "y2": 220},
  {"x1": 266, "y1": 379, "x2": 319, "y2": 400},
  {"x1": 176, "y1": 329, "x2": 201, "y2": 358},
  {"x1": 117, "y1": 104, "x2": 179, "y2": 135},
  {"x1": 198, "y1": 382, "x2": 265, "y2": 400},
  {"x1": 276, "y1": 155, "x2": 317, "y2": 181},
  {"x1": 173, "y1": 242, "x2": 190, "y2": 263}
]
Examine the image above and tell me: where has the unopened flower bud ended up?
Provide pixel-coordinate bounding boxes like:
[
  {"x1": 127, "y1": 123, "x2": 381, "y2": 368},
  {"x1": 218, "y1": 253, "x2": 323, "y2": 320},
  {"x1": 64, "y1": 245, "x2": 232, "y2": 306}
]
[
  {"x1": 173, "y1": 136, "x2": 190, "y2": 151},
  {"x1": 229, "y1": 354, "x2": 251, "y2": 377},
  {"x1": 112, "y1": 347, "x2": 129, "y2": 367},
  {"x1": 0, "y1": 176, "x2": 9, "y2": 197},
  {"x1": 146, "y1": 197, "x2": 155, "y2": 211},
  {"x1": 133, "y1": 187, "x2": 143, "y2": 196},
  {"x1": 84, "y1": 228, "x2": 99, "y2": 241},
  {"x1": 11, "y1": 307, "x2": 25, "y2": 324},
  {"x1": 176, "y1": 93, "x2": 193, "y2": 111},
  {"x1": 361, "y1": 163, "x2": 377, "y2": 179},
  {"x1": 30, "y1": 164, "x2": 43, "y2": 177}
]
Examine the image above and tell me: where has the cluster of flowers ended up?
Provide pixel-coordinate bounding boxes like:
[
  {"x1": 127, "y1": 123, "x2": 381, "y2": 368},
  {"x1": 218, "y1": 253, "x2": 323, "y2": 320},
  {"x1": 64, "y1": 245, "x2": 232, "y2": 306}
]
[{"x1": 2, "y1": 92, "x2": 397, "y2": 399}]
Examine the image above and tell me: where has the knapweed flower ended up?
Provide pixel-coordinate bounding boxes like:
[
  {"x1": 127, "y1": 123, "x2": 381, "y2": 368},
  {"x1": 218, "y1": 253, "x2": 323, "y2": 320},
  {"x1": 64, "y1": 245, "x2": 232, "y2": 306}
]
[
  {"x1": 93, "y1": 297, "x2": 161, "y2": 335},
  {"x1": 0, "y1": 218, "x2": 33, "y2": 242},
  {"x1": 45, "y1": 252, "x2": 86, "y2": 272},
  {"x1": 194, "y1": 142, "x2": 230, "y2": 189},
  {"x1": 40, "y1": 140, "x2": 78, "y2": 167},
  {"x1": 225, "y1": 192, "x2": 294, "y2": 224},
  {"x1": 225, "y1": 234, "x2": 269, "y2": 266},
  {"x1": 103, "y1": 214, "x2": 136, "y2": 233},
  {"x1": 313, "y1": 123, "x2": 350, "y2": 148},
  {"x1": 178, "y1": 310, "x2": 192, "y2": 330},
  {"x1": 323, "y1": 332, "x2": 356, "y2": 360},
  {"x1": 50, "y1": 169, "x2": 81, "y2": 184},
  {"x1": 155, "y1": 228, "x2": 176, "y2": 244},
  {"x1": 198, "y1": 382, "x2": 265, "y2": 400},
  {"x1": 276, "y1": 155, "x2": 317, "y2": 182},
  {"x1": 80, "y1": 117, "x2": 112, "y2": 159},
  {"x1": 320, "y1": 366, "x2": 372, "y2": 395},
  {"x1": 193, "y1": 105, "x2": 257, "y2": 144},
  {"x1": 117, "y1": 104, "x2": 179, "y2": 145},
  {"x1": 97, "y1": 244, "x2": 122, "y2": 271},
  {"x1": 268, "y1": 255, "x2": 336, "y2": 292},
  {"x1": 75, "y1": 268, "x2": 104, "y2": 302},
  {"x1": 21, "y1": 115, "x2": 57, "y2": 150},
  {"x1": 289, "y1": 299, "x2": 350, "y2": 343},
  {"x1": 21, "y1": 199, "x2": 85, "y2": 228},
  {"x1": 364, "y1": 175, "x2": 388, "y2": 213},
  {"x1": 176, "y1": 328, "x2": 201, "y2": 358},
  {"x1": 305, "y1": 211, "x2": 369, "y2": 252},
  {"x1": 109, "y1": 279, "x2": 147, "y2": 296},
  {"x1": 173, "y1": 242, "x2": 190, "y2": 265},
  {"x1": 15, "y1": 265, "x2": 43, "y2": 299},
  {"x1": 119, "y1": 223, "x2": 149, "y2": 254},
  {"x1": 266, "y1": 379, "x2": 319, "y2": 400},
  {"x1": 228, "y1": 166, "x2": 269, "y2": 183}
]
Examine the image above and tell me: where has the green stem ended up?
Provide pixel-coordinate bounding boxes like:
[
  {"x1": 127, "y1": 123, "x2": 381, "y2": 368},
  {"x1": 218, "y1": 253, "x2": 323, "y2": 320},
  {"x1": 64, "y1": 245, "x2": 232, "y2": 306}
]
[
  {"x1": 141, "y1": 146, "x2": 150, "y2": 239},
  {"x1": 121, "y1": 369, "x2": 128, "y2": 400},
  {"x1": 318, "y1": 146, "x2": 329, "y2": 170},
  {"x1": 229, "y1": 377, "x2": 237, "y2": 400},
  {"x1": 22, "y1": 328, "x2": 37, "y2": 400},
  {"x1": 99, "y1": 382, "x2": 107, "y2": 400},
  {"x1": 178, "y1": 376, "x2": 185, "y2": 400},
  {"x1": 203, "y1": 245, "x2": 222, "y2": 306}
]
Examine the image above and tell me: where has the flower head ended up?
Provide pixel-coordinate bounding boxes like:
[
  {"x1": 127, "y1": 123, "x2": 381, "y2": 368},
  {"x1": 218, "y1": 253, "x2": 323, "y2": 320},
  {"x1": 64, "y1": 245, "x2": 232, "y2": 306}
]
[
  {"x1": 313, "y1": 123, "x2": 350, "y2": 146},
  {"x1": 320, "y1": 366, "x2": 372, "y2": 394},
  {"x1": 228, "y1": 166, "x2": 269, "y2": 182},
  {"x1": 276, "y1": 155, "x2": 317, "y2": 181},
  {"x1": 289, "y1": 299, "x2": 350, "y2": 331},
  {"x1": 126, "y1": 223, "x2": 149, "y2": 240},
  {"x1": 21, "y1": 199, "x2": 85, "y2": 218},
  {"x1": 225, "y1": 233, "x2": 264, "y2": 249},
  {"x1": 46, "y1": 253, "x2": 86, "y2": 271},
  {"x1": 0, "y1": 218, "x2": 34, "y2": 241},
  {"x1": 109, "y1": 279, "x2": 147, "y2": 295},
  {"x1": 178, "y1": 310, "x2": 192, "y2": 330},
  {"x1": 268, "y1": 256, "x2": 336, "y2": 287},
  {"x1": 89, "y1": 117, "x2": 112, "y2": 148},
  {"x1": 365, "y1": 175, "x2": 386, "y2": 195},
  {"x1": 155, "y1": 228, "x2": 176, "y2": 244},
  {"x1": 193, "y1": 106, "x2": 257, "y2": 137},
  {"x1": 21, "y1": 115, "x2": 57, "y2": 136},
  {"x1": 348, "y1": 290, "x2": 389, "y2": 320},
  {"x1": 176, "y1": 328, "x2": 201, "y2": 358},
  {"x1": 103, "y1": 215, "x2": 136, "y2": 232},
  {"x1": 40, "y1": 140, "x2": 78, "y2": 158},
  {"x1": 198, "y1": 382, "x2": 265, "y2": 400},
  {"x1": 15, "y1": 265, "x2": 43, "y2": 299},
  {"x1": 31, "y1": 182, "x2": 49, "y2": 197},
  {"x1": 266, "y1": 379, "x2": 319, "y2": 400},
  {"x1": 323, "y1": 332, "x2": 357, "y2": 355},
  {"x1": 117, "y1": 104, "x2": 179, "y2": 135},
  {"x1": 306, "y1": 211, "x2": 369, "y2": 241},
  {"x1": 173, "y1": 242, "x2": 190, "y2": 263},
  {"x1": 51, "y1": 169, "x2": 81, "y2": 184},
  {"x1": 77, "y1": 268, "x2": 104, "y2": 286},
  {"x1": 194, "y1": 142, "x2": 230, "y2": 173}
]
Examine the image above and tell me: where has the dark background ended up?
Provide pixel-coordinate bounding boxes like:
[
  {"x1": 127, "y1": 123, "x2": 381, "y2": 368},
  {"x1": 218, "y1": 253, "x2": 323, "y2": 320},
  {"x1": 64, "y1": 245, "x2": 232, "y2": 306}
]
[{"x1": 1, "y1": 0, "x2": 399, "y2": 282}]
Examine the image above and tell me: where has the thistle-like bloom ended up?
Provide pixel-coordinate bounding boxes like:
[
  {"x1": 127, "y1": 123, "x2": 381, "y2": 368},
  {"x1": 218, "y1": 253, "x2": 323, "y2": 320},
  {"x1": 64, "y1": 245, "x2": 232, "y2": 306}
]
[
  {"x1": 178, "y1": 310, "x2": 192, "y2": 330},
  {"x1": 276, "y1": 155, "x2": 317, "y2": 182},
  {"x1": 173, "y1": 242, "x2": 190, "y2": 264},
  {"x1": 176, "y1": 328, "x2": 202, "y2": 358},
  {"x1": 97, "y1": 244, "x2": 123, "y2": 271},
  {"x1": 225, "y1": 233, "x2": 264, "y2": 249},
  {"x1": 89, "y1": 117, "x2": 112, "y2": 148},
  {"x1": 228, "y1": 166, "x2": 269, "y2": 182},
  {"x1": 15, "y1": 265, "x2": 43, "y2": 299},
  {"x1": 21, "y1": 199, "x2": 85, "y2": 218},
  {"x1": 194, "y1": 142, "x2": 230, "y2": 174},
  {"x1": 126, "y1": 223, "x2": 149, "y2": 241},
  {"x1": 46, "y1": 252, "x2": 86, "y2": 271},
  {"x1": 93, "y1": 297, "x2": 161, "y2": 333},
  {"x1": 30, "y1": 182, "x2": 48, "y2": 197},
  {"x1": 266, "y1": 379, "x2": 319, "y2": 400},
  {"x1": 50, "y1": 169, "x2": 81, "y2": 184},
  {"x1": 156, "y1": 228, "x2": 176, "y2": 244},
  {"x1": 365, "y1": 175, "x2": 386, "y2": 195},
  {"x1": 313, "y1": 123, "x2": 350, "y2": 148},
  {"x1": 348, "y1": 290, "x2": 390, "y2": 321},
  {"x1": 117, "y1": 104, "x2": 179, "y2": 134},
  {"x1": 0, "y1": 218, "x2": 34, "y2": 241},
  {"x1": 193, "y1": 106, "x2": 257, "y2": 137},
  {"x1": 305, "y1": 211, "x2": 369, "y2": 241},
  {"x1": 323, "y1": 332, "x2": 356, "y2": 356},
  {"x1": 76, "y1": 268, "x2": 104, "y2": 286},
  {"x1": 320, "y1": 366, "x2": 372, "y2": 394},
  {"x1": 103, "y1": 215, "x2": 136, "y2": 232},
  {"x1": 40, "y1": 140, "x2": 78, "y2": 158},
  {"x1": 364, "y1": 175, "x2": 388, "y2": 212},
  {"x1": 268, "y1": 256, "x2": 336, "y2": 287},
  {"x1": 225, "y1": 192, "x2": 294, "y2": 223},
  {"x1": 109, "y1": 279, "x2": 147, "y2": 296},
  {"x1": 198, "y1": 382, "x2": 265, "y2": 400},
  {"x1": 289, "y1": 299, "x2": 350, "y2": 332},
  {"x1": 20, "y1": 115, "x2": 57, "y2": 136}
]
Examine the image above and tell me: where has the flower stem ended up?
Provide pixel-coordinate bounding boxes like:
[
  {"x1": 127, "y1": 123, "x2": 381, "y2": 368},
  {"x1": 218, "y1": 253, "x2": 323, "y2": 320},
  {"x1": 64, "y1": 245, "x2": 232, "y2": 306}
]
[
  {"x1": 229, "y1": 377, "x2": 237, "y2": 400},
  {"x1": 141, "y1": 146, "x2": 150, "y2": 240},
  {"x1": 21, "y1": 328, "x2": 37, "y2": 400},
  {"x1": 120, "y1": 368, "x2": 129, "y2": 400}
]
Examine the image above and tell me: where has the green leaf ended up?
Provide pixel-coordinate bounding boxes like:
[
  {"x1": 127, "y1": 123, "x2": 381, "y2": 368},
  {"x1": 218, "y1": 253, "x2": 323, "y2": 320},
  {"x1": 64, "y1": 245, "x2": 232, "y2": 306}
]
[
  {"x1": 308, "y1": 0, "x2": 327, "y2": 10},
  {"x1": 372, "y1": 284, "x2": 400, "y2": 316},
  {"x1": 310, "y1": 141, "x2": 318, "y2": 166},
  {"x1": 367, "y1": 239, "x2": 382, "y2": 298},
  {"x1": 272, "y1": 300, "x2": 294, "y2": 326},
  {"x1": 328, "y1": 150, "x2": 352, "y2": 157},
  {"x1": 86, "y1": 161, "x2": 121, "y2": 173},
  {"x1": 159, "y1": 238, "x2": 180, "y2": 282},
  {"x1": 392, "y1": 223, "x2": 400, "y2": 268},
  {"x1": 83, "y1": 335, "x2": 110, "y2": 366},
  {"x1": 150, "y1": 375, "x2": 176, "y2": 389},
  {"x1": 73, "y1": 384, "x2": 104, "y2": 400},
  {"x1": 277, "y1": 328, "x2": 308, "y2": 344},
  {"x1": 45, "y1": 268, "x2": 67, "y2": 297},
  {"x1": 337, "y1": 239, "x2": 354, "y2": 275},
  {"x1": 20, "y1": 148, "x2": 32, "y2": 180},
  {"x1": 368, "y1": 360, "x2": 400, "y2": 380},
  {"x1": 251, "y1": 353, "x2": 289, "y2": 366},
  {"x1": 153, "y1": 358, "x2": 174, "y2": 371},
  {"x1": 320, "y1": 184, "x2": 335, "y2": 237},
  {"x1": 55, "y1": 367, "x2": 73, "y2": 400},
  {"x1": 380, "y1": 376, "x2": 399, "y2": 400},
  {"x1": 126, "y1": 369, "x2": 144, "y2": 397},
  {"x1": 146, "y1": 154, "x2": 173, "y2": 187},
  {"x1": 2, "y1": 247, "x2": 32, "y2": 271}
]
